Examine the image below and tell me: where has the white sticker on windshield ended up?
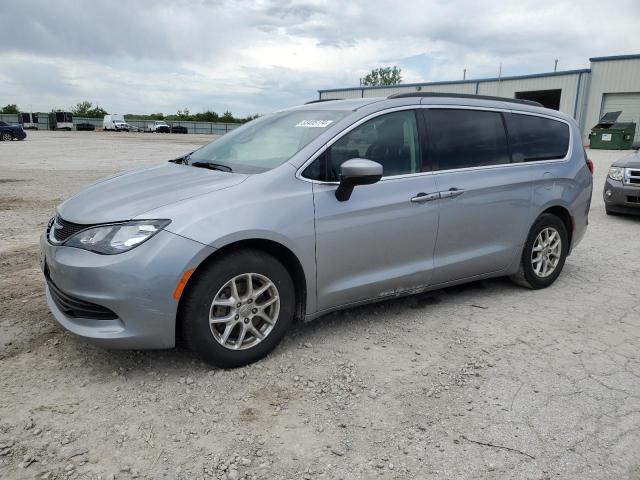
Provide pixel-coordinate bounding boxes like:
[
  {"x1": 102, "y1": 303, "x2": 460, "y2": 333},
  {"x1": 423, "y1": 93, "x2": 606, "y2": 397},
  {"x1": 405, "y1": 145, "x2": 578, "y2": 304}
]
[{"x1": 296, "y1": 120, "x2": 334, "y2": 128}]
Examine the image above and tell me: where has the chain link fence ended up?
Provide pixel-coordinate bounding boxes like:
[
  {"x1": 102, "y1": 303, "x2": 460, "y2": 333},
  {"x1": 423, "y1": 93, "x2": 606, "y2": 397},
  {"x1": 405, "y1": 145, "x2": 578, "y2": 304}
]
[{"x1": 0, "y1": 113, "x2": 240, "y2": 135}]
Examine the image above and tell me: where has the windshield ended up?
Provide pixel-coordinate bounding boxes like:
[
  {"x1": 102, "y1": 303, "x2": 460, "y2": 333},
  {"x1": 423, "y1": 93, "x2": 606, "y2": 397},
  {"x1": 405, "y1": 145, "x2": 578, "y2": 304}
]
[{"x1": 188, "y1": 109, "x2": 348, "y2": 173}]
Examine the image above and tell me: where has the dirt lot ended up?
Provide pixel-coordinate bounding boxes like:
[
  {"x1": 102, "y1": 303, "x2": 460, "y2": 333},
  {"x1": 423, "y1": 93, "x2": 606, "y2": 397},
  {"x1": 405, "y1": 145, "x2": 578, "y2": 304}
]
[{"x1": 1, "y1": 130, "x2": 639, "y2": 480}]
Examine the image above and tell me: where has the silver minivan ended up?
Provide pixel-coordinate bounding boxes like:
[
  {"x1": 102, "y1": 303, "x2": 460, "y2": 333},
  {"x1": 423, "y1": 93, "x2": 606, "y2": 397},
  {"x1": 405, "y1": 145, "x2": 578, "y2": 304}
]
[{"x1": 41, "y1": 94, "x2": 593, "y2": 367}]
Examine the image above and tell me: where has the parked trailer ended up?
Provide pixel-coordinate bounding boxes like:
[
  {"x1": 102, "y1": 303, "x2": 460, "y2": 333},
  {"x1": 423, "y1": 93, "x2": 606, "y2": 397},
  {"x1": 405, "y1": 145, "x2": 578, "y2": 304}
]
[
  {"x1": 48, "y1": 112, "x2": 73, "y2": 131},
  {"x1": 19, "y1": 112, "x2": 39, "y2": 130}
]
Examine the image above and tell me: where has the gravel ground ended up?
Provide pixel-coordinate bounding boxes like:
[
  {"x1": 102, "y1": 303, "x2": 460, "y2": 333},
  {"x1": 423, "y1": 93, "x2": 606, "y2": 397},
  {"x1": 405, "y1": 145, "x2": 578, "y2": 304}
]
[{"x1": 1, "y1": 130, "x2": 639, "y2": 480}]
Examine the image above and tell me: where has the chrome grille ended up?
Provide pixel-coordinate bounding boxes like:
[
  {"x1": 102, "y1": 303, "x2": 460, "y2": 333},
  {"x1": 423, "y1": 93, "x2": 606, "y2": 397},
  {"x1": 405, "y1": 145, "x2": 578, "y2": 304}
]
[
  {"x1": 49, "y1": 216, "x2": 92, "y2": 244},
  {"x1": 626, "y1": 169, "x2": 640, "y2": 186}
]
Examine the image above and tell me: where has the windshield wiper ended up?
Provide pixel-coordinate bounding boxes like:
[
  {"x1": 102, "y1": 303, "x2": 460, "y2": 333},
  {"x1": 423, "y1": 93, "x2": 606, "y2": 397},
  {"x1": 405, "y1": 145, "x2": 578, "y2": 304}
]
[
  {"x1": 190, "y1": 161, "x2": 233, "y2": 173},
  {"x1": 168, "y1": 152, "x2": 192, "y2": 164}
]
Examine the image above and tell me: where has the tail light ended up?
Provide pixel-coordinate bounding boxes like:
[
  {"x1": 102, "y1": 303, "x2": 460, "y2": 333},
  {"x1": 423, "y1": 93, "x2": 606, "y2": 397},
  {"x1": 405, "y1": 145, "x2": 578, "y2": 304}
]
[{"x1": 587, "y1": 158, "x2": 594, "y2": 174}]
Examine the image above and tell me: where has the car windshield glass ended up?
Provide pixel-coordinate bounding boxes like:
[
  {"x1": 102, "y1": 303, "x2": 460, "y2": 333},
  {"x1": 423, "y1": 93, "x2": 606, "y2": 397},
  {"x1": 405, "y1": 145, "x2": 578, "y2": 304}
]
[{"x1": 188, "y1": 109, "x2": 348, "y2": 174}]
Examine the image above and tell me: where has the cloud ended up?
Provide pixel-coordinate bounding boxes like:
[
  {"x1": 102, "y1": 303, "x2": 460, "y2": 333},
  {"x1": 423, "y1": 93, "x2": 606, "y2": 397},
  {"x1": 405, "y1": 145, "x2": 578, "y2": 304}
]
[{"x1": 1, "y1": 0, "x2": 639, "y2": 115}]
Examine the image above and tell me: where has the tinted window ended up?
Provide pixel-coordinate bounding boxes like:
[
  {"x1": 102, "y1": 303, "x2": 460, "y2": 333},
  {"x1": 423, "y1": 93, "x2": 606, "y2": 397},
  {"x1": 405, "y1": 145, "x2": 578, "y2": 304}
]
[
  {"x1": 304, "y1": 110, "x2": 420, "y2": 181},
  {"x1": 508, "y1": 113, "x2": 569, "y2": 162},
  {"x1": 426, "y1": 109, "x2": 510, "y2": 170}
]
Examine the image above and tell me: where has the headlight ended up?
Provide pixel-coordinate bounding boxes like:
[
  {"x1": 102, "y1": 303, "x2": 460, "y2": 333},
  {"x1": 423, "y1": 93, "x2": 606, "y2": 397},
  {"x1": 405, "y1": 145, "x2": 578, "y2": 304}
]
[
  {"x1": 64, "y1": 219, "x2": 170, "y2": 254},
  {"x1": 608, "y1": 167, "x2": 624, "y2": 182}
]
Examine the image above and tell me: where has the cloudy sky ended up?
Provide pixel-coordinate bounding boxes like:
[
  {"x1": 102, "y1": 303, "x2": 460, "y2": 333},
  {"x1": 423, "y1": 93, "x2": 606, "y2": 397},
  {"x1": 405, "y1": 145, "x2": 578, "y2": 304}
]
[{"x1": 2, "y1": 0, "x2": 640, "y2": 116}]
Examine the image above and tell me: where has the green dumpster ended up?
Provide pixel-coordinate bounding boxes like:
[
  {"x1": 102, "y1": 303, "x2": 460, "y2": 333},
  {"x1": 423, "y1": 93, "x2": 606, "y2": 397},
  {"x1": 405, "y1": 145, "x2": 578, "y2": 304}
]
[{"x1": 589, "y1": 110, "x2": 637, "y2": 150}]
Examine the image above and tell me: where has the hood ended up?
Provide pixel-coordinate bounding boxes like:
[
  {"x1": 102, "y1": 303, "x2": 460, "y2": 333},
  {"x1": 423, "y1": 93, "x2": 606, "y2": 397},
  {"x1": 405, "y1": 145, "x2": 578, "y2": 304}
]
[
  {"x1": 613, "y1": 151, "x2": 640, "y2": 169},
  {"x1": 57, "y1": 163, "x2": 247, "y2": 224}
]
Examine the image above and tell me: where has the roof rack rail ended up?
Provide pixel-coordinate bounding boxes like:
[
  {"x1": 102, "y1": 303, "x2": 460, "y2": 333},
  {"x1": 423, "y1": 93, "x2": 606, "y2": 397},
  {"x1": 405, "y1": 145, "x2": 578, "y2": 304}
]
[
  {"x1": 387, "y1": 92, "x2": 543, "y2": 107},
  {"x1": 305, "y1": 98, "x2": 344, "y2": 104}
]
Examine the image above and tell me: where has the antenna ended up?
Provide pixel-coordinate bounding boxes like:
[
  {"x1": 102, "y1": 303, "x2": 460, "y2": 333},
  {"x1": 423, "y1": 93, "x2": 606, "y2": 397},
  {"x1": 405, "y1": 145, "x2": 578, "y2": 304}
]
[
  {"x1": 463, "y1": 68, "x2": 466, "y2": 80},
  {"x1": 554, "y1": 59, "x2": 558, "y2": 72}
]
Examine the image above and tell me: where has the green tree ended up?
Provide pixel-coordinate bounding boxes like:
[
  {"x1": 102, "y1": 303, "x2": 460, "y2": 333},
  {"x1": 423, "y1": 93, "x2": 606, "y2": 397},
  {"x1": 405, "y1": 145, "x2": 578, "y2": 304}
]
[
  {"x1": 193, "y1": 110, "x2": 219, "y2": 122},
  {"x1": 71, "y1": 101, "x2": 93, "y2": 116},
  {"x1": 70, "y1": 101, "x2": 108, "y2": 118},
  {"x1": 359, "y1": 66, "x2": 402, "y2": 87},
  {"x1": 86, "y1": 104, "x2": 108, "y2": 118},
  {"x1": 220, "y1": 110, "x2": 235, "y2": 123},
  {"x1": 1, "y1": 104, "x2": 20, "y2": 114}
]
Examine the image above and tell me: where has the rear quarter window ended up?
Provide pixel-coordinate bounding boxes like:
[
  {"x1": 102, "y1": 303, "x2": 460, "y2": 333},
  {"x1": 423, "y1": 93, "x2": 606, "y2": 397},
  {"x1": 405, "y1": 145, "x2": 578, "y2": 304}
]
[{"x1": 508, "y1": 113, "x2": 570, "y2": 162}]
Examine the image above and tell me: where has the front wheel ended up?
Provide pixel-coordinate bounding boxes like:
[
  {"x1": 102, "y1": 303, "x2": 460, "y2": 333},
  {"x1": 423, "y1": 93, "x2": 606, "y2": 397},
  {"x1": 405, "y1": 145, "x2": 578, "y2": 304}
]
[
  {"x1": 180, "y1": 249, "x2": 295, "y2": 368},
  {"x1": 510, "y1": 213, "x2": 568, "y2": 289},
  {"x1": 1, "y1": 132, "x2": 13, "y2": 141}
]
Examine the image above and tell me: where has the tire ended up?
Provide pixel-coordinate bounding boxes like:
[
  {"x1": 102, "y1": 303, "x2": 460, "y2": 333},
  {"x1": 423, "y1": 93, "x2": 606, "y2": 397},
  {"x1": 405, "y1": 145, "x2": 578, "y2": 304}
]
[
  {"x1": 510, "y1": 213, "x2": 568, "y2": 289},
  {"x1": 1, "y1": 132, "x2": 13, "y2": 141},
  {"x1": 605, "y1": 208, "x2": 619, "y2": 216},
  {"x1": 180, "y1": 249, "x2": 295, "y2": 368}
]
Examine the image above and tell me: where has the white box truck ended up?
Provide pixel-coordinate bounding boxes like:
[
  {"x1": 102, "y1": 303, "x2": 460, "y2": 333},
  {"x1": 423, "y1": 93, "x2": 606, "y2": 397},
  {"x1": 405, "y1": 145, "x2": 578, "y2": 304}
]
[{"x1": 103, "y1": 114, "x2": 130, "y2": 132}]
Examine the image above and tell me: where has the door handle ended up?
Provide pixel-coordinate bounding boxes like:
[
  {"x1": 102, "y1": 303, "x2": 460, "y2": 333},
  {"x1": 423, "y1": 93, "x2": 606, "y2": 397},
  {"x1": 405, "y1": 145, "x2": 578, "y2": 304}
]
[
  {"x1": 411, "y1": 192, "x2": 439, "y2": 203},
  {"x1": 440, "y1": 188, "x2": 465, "y2": 199}
]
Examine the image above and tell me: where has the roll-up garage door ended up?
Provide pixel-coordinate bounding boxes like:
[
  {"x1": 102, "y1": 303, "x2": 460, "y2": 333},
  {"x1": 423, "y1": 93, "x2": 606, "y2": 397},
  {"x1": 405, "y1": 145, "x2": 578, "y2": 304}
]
[{"x1": 602, "y1": 92, "x2": 640, "y2": 142}]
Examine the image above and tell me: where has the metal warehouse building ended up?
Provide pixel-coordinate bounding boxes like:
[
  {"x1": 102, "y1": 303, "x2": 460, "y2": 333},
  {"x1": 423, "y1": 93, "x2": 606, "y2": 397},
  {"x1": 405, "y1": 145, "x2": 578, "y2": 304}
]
[{"x1": 318, "y1": 53, "x2": 640, "y2": 143}]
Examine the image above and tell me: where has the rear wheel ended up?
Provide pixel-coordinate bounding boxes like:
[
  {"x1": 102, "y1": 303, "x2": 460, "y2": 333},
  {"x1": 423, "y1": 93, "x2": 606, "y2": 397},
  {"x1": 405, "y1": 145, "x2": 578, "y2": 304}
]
[
  {"x1": 181, "y1": 249, "x2": 295, "y2": 368},
  {"x1": 1, "y1": 132, "x2": 13, "y2": 141},
  {"x1": 510, "y1": 213, "x2": 568, "y2": 289}
]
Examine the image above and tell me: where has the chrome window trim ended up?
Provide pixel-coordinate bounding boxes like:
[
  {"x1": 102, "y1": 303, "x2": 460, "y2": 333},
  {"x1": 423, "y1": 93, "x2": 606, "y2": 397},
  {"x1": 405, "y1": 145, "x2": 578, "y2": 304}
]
[{"x1": 295, "y1": 104, "x2": 573, "y2": 184}]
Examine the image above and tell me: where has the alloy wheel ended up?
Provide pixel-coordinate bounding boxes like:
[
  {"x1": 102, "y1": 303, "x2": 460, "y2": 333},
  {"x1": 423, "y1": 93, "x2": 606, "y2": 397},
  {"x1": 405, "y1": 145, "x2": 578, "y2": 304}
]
[
  {"x1": 531, "y1": 227, "x2": 562, "y2": 278},
  {"x1": 209, "y1": 273, "x2": 280, "y2": 350}
]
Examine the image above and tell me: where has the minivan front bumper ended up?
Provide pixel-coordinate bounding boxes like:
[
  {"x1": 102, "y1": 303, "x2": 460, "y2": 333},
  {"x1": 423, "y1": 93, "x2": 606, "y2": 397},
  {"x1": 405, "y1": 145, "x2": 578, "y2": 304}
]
[{"x1": 40, "y1": 229, "x2": 214, "y2": 349}]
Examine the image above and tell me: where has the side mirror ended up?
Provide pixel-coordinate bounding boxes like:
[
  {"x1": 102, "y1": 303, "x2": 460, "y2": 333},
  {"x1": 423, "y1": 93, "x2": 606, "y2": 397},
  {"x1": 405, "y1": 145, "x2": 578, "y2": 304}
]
[{"x1": 335, "y1": 158, "x2": 383, "y2": 201}]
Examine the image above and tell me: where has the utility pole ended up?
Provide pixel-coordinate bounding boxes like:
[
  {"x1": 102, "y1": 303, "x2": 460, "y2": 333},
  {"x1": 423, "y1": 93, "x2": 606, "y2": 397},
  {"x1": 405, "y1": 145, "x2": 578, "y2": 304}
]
[
  {"x1": 554, "y1": 59, "x2": 558, "y2": 72},
  {"x1": 497, "y1": 62, "x2": 502, "y2": 95},
  {"x1": 463, "y1": 68, "x2": 466, "y2": 80}
]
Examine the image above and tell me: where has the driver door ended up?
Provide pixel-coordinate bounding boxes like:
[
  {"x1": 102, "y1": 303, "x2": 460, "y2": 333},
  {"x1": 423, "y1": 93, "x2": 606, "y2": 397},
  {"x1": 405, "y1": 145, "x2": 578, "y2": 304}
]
[{"x1": 305, "y1": 109, "x2": 440, "y2": 312}]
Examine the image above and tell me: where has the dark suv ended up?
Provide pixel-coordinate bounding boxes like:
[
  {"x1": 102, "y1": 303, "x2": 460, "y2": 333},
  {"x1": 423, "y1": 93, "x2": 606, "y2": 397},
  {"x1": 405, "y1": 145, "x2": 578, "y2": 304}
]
[{"x1": 604, "y1": 144, "x2": 640, "y2": 215}]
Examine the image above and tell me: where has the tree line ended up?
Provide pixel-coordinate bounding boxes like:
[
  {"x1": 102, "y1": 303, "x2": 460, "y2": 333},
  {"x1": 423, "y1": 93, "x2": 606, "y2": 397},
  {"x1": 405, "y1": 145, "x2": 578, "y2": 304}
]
[
  {"x1": 1, "y1": 102, "x2": 259, "y2": 124},
  {"x1": 1, "y1": 66, "x2": 401, "y2": 121}
]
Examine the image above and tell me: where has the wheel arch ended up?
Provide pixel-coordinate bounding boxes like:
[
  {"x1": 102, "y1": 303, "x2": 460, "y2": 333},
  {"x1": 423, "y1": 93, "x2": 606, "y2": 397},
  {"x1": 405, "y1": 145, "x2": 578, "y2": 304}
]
[
  {"x1": 540, "y1": 205, "x2": 573, "y2": 251},
  {"x1": 176, "y1": 238, "x2": 308, "y2": 342}
]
